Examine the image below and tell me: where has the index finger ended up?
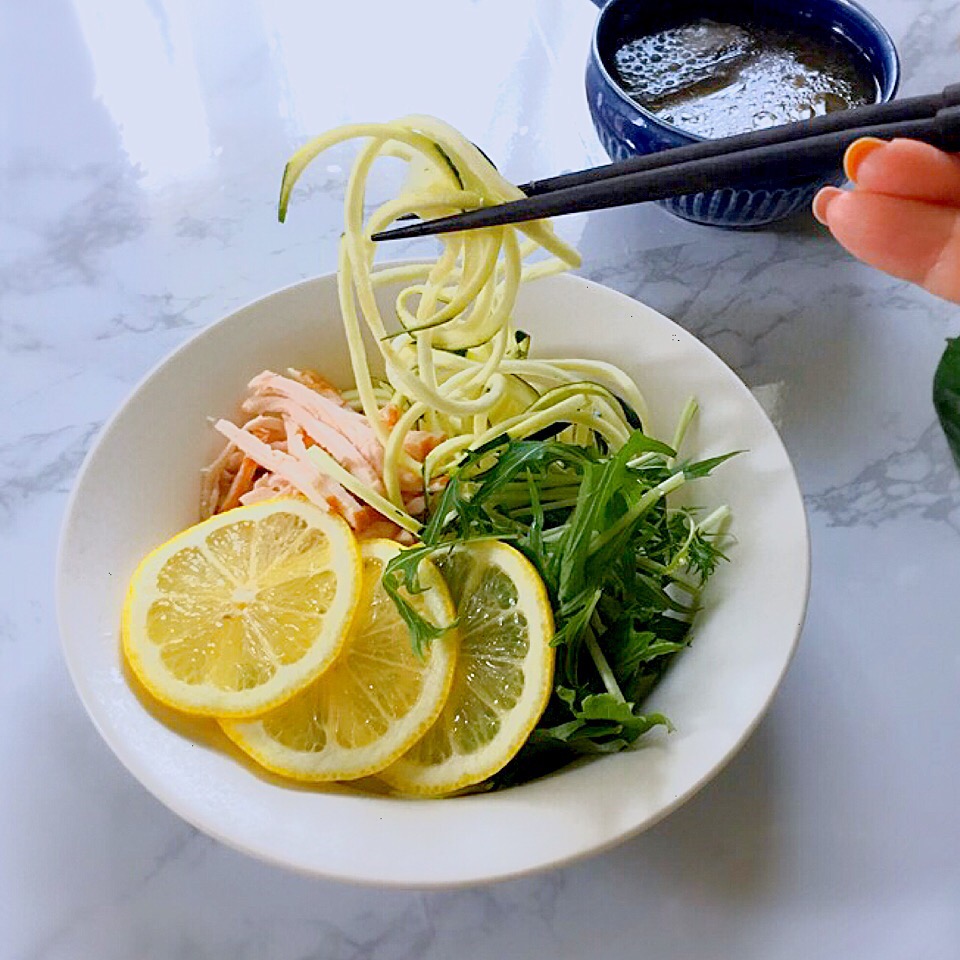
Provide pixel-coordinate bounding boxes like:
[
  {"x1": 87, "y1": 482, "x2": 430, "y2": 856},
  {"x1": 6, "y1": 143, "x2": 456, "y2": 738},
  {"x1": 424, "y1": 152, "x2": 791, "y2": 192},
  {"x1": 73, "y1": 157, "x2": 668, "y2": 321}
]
[{"x1": 846, "y1": 137, "x2": 960, "y2": 206}]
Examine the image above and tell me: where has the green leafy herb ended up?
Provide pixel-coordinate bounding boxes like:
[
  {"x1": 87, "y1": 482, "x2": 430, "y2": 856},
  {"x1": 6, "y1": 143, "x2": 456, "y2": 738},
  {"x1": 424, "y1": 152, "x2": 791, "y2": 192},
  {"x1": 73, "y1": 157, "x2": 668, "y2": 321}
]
[
  {"x1": 382, "y1": 424, "x2": 735, "y2": 787},
  {"x1": 381, "y1": 544, "x2": 451, "y2": 658},
  {"x1": 934, "y1": 337, "x2": 960, "y2": 469}
]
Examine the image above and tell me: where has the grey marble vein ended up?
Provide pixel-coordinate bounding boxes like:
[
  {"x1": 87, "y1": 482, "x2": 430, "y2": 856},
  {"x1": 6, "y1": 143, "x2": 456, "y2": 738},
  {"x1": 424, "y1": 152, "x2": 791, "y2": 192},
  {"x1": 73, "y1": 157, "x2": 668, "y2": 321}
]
[
  {"x1": 808, "y1": 422, "x2": 960, "y2": 530},
  {"x1": 0, "y1": 163, "x2": 145, "y2": 296},
  {"x1": 175, "y1": 213, "x2": 239, "y2": 246},
  {"x1": 894, "y1": 0, "x2": 960, "y2": 94},
  {"x1": 0, "y1": 421, "x2": 101, "y2": 525},
  {"x1": 0, "y1": 312, "x2": 49, "y2": 353},
  {"x1": 94, "y1": 292, "x2": 212, "y2": 341}
]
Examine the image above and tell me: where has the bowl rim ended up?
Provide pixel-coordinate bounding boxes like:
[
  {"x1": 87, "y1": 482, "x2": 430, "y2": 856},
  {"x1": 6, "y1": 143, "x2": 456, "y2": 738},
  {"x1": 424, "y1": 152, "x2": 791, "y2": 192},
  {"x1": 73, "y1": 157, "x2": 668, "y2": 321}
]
[
  {"x1": 588, "y1": 0, "x2": 902, "y2": 146},
  {"x1": 56, "y1": 268, "x2": 811, "y2": 886}
]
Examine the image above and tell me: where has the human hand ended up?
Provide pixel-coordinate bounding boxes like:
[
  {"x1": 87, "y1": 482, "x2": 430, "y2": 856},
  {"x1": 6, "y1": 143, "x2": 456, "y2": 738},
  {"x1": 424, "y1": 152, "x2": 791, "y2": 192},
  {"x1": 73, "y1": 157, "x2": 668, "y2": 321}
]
[{"x1": 812, "y1": 138, "x2": 960, "y2": 304}]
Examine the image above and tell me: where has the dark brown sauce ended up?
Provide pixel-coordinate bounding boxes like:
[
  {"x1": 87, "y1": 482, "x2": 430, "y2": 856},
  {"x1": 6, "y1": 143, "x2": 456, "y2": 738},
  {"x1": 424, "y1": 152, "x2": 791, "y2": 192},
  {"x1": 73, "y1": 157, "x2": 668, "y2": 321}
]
[{"x1": 613, "y1": 18, "x2": 878, "y2": 139}]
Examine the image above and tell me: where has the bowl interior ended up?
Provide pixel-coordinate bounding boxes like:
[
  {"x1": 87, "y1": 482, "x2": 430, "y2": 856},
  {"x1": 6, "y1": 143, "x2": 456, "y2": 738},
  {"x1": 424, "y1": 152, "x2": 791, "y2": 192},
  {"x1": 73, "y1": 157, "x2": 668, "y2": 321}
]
[
  {"x1": 57, "y1": 271, "x2": 809, "y2": 886},
  {"x1": 595, "y1": 0, "x2": 900, "y2": 135}
]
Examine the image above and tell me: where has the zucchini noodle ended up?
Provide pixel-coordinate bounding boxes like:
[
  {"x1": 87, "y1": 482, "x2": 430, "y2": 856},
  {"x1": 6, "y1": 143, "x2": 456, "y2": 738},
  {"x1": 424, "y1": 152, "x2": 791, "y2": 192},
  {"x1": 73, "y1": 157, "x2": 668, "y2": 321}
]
[{"x1": 280, "y1": 116, "x2": 651, "y2": 527}]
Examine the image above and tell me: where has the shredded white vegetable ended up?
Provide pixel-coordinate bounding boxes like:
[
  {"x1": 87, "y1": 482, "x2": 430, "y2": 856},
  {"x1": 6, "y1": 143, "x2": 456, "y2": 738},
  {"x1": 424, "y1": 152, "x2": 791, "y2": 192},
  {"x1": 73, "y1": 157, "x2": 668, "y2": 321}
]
[{"x1": 279, "y1": 116, "x2": 650, "y2": 529}]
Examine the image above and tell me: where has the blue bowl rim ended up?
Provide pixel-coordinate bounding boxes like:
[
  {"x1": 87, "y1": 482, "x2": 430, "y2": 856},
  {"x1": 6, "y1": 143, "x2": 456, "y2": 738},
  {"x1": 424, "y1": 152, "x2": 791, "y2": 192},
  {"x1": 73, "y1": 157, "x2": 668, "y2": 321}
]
[{"x1": 589, "y1": 0, "x2": 902, "y2": 145}]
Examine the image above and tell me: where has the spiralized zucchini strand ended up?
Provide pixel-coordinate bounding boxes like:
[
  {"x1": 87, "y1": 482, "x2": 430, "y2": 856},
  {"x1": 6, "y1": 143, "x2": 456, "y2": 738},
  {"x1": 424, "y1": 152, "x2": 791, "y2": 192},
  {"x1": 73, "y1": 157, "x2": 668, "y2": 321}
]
[{"x1": 281, "y1": 116, "x2": 653, "y2": 530}]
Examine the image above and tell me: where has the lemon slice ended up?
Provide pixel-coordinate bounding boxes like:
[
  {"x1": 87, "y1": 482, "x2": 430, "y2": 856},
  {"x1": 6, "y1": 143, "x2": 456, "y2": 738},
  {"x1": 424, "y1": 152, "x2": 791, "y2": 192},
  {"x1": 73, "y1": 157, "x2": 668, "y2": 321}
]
[
  {"x1": 221, "y1": 539, "x2": 458, "y2": 781},
  {"x1": 122, "y1": 499, "x2": 361, "y2": 718},
  {"x1": 380, "y1": 540, "x2": 554, "y2": 796}
]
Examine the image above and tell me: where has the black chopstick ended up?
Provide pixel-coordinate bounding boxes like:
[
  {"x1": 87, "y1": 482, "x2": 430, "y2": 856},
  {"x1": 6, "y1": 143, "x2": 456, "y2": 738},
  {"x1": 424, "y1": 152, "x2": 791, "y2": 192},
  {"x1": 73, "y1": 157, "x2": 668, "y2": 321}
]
[
  {"x1": 390, "y1": 85, "x2": 959, "y2": 221},
  {"x1": 516, "y1": 83, "x2": 960, "y2": 198},
  {"x1": 372, "y1": 85, "x2": 960, "y2": 242}
]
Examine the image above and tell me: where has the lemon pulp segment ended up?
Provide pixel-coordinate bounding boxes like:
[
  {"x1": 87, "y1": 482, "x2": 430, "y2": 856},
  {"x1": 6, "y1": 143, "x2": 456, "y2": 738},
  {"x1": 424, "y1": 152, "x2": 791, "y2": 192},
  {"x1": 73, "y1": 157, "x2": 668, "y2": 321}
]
[{"x1": 122, "y1": 500, "x2": 361, "y2": 718}]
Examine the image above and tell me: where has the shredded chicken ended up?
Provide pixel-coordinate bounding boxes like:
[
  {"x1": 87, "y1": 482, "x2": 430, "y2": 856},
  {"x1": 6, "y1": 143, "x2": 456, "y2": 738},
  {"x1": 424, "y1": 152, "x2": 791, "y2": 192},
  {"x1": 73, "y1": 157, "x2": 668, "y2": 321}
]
[
  {"x1": 286, "y1": 367, "x2": 346, "y2": 405},
  {"x1": 242, "y1": 393, "x2": 383, "y2": 491},
  {"x1": 248, "y1": 371, "x2": 383, "y2": 472},
  {"x1": 238, "y1": 472, "x2": 301, "y2": 507},
  {"x1": 201, "y1": 368, "x2": 446, "y2": 541}
]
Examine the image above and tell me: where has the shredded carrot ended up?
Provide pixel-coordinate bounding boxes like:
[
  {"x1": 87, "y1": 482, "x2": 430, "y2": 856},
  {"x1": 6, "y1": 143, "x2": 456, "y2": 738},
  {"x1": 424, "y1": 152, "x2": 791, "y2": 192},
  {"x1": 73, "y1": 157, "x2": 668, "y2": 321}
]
[{"x1": 220, "y1": 457, "x2": 259, "y2": 512}]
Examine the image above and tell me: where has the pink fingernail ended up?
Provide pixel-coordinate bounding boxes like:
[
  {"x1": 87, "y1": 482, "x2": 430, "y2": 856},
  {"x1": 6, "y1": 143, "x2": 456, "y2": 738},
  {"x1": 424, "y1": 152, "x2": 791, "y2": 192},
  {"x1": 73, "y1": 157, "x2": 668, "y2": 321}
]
[{"x1": 812, "y1": 187, "x2": 842, "y2": 225}]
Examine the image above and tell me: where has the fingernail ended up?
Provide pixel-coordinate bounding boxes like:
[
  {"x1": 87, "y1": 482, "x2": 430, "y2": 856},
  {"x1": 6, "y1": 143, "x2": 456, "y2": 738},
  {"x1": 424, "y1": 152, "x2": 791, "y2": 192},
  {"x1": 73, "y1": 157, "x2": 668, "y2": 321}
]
[
  {"x1": 843, "y1": 136, "x2": 886, "y2": 183},
  {"x1": 812, "y1": 187, "x2": 843, "y2": 225}
]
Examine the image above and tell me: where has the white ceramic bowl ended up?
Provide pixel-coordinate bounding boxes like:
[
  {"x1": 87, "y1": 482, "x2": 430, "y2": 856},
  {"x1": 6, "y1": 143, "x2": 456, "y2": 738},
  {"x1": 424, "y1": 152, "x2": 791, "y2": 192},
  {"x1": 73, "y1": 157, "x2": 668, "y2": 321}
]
[{"x1": 57, "y1": 270, "x2": 809, "y2": 886}]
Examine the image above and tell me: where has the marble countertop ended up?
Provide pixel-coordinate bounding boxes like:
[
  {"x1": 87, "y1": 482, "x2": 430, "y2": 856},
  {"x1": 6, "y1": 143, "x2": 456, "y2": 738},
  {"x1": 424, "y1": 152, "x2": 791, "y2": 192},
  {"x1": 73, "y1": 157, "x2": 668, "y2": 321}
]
[{"x1": 4, "y1": 0, "x2": 959, "y2": 957}]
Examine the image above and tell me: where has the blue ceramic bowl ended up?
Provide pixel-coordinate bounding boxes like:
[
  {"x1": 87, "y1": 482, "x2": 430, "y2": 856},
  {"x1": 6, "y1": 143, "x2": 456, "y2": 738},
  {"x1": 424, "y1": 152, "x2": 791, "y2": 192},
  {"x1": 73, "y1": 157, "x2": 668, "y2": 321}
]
[{"x1": 585, "y1": 0, "x2": 900, "y2": 228}]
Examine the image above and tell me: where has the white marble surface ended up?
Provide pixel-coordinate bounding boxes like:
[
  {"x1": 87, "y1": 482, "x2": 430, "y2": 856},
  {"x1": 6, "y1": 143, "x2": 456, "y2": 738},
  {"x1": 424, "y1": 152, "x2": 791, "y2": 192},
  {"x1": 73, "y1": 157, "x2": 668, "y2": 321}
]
[{"x1": 3, "y1": 0, "x2": 960, "y2": 956}]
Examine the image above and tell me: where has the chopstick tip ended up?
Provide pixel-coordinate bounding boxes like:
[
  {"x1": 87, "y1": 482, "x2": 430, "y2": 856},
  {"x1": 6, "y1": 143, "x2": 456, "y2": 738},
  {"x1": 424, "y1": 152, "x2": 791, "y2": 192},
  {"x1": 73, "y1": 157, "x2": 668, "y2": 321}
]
[{"x1": 370, "y1": 224, "x2": 418, "y2": 242}]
